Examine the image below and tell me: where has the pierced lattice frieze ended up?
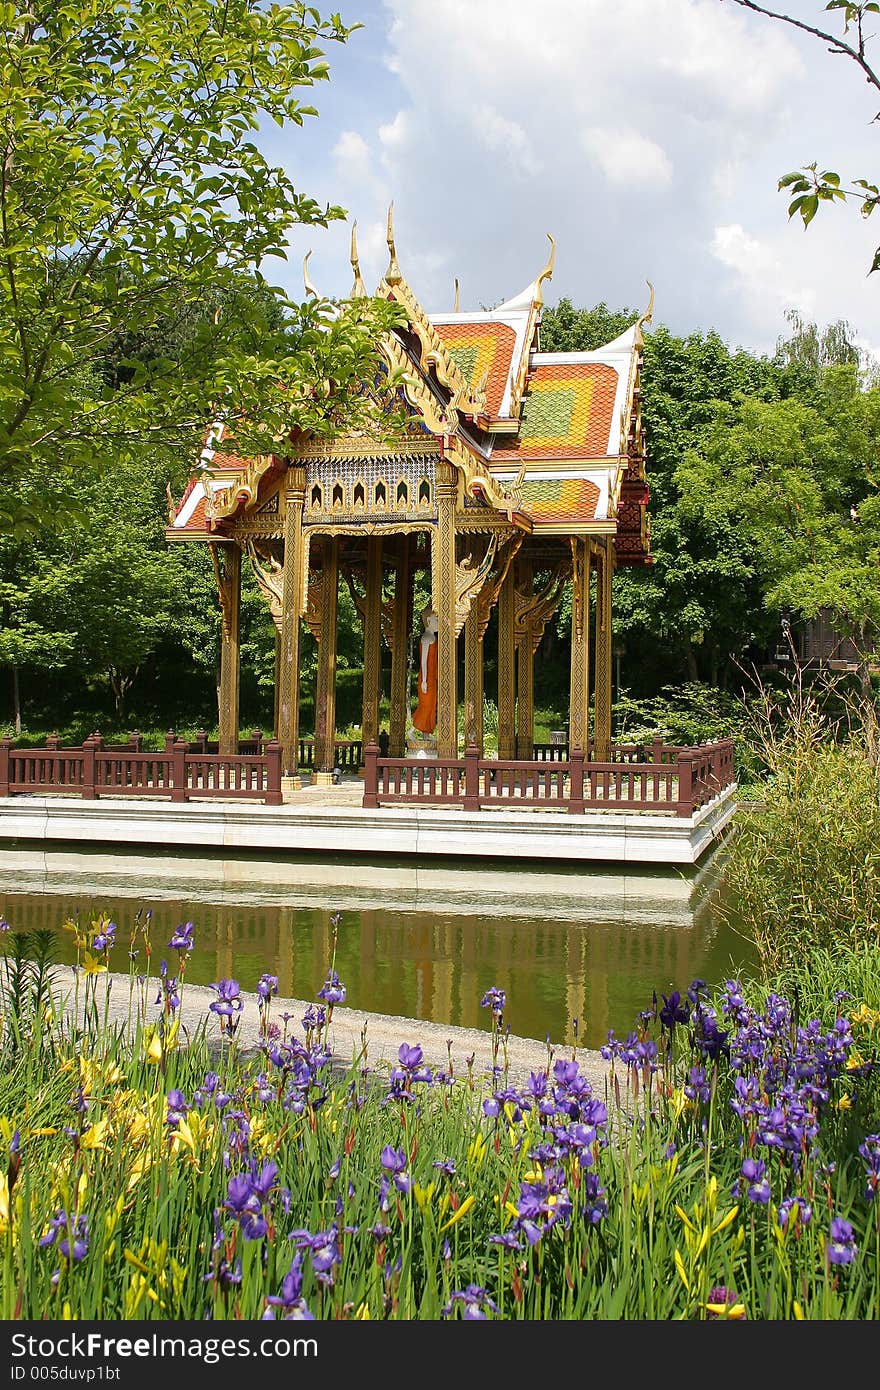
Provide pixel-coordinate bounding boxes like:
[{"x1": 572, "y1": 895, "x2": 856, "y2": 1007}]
[{"x1": 305, "y1": 454, "x2": 437, "y2": 523}]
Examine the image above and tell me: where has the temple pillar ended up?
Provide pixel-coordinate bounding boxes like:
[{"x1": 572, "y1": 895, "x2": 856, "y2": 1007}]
[
  {"x1": 389, "y1": 535, "x2": 412, "y2": 756},
  {"x1": 314, "y1": 536, "x2": 339, "y2": 776},
  {"x1": 593, "y1": 538, "x2": 614, "y2": 761},
  {"x1": 273, "y1": 631, "x2": 281, "y2": 741},
  {"x1": 277, "y1": 467, "x2": 306, "y2": 776},
  {"x1": 433, "y1": 461, "x2": 458, "y2": 760},
  {"x1": 464, "y1": 603, "x2": 484, "y2": 753},
  {"x1": 214, "y1": 541, "x2": 241, "y2": 757},
  {"x1": 569, "y1": 538, "x2": 591, "y2": 754},
  {"x1": 497, "y1": 564, "x2": 516, "y2": 760},
  {"x1": 515, "y1": 554, "x2": 534, "y2": 759},
  {"x1": 360, "y1": 537, "x2": 383, "y2": 756}
]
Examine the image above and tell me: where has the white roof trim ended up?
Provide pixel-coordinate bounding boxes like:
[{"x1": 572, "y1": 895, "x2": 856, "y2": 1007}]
[{"x1": 173, "y1": 480, "x2": 208, "y2": 529}]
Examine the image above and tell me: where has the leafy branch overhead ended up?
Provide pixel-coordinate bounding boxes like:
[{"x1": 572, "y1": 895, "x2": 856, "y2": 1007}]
[
  {"x1": 0, "y1": 1, "x2": 403, "y2": 535},
  {"x1": 724, "y1": 1, "x2": 880, "y2": 271}
]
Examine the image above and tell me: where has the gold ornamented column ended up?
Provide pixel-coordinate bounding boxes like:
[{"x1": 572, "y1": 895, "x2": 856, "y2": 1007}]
[
  {"x1": 497, "y1": 564, "x2": 516, "y2": 760},
  {"x1": 389, "y1": 535, "x2": 412, "y2": 756},
  {"x1": 212, "y1": 541, "x2": 241, "y2": 757},
  {"x1": 515, "y1": 553, "x2": 534, "y2": 759},
  {"x1": 464, "y1": 603, "x2": 484, "y2": 753},
  {"x1": 568, "y1": 538, "x2": 591, "y2": 754},
  {"x1": 433, "y1": 461, "x2": 458, "y2": 760},
  {"x1": 314, "y1": 536, "x2": 339, "y2": 778},
  {"x1": 593, "y1": 538, "x2": 614, "y2": 761},
  {"x1": 277, "y1": 466, "x2": 306, "y2": 777},
  {"x1": 360, "y1": 537, "x2": 383, "y2": 756}
]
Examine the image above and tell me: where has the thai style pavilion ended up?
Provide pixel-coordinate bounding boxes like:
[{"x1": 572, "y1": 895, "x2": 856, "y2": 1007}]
[{"x1": 165, "y1": 214, "x2": 652, "y2": 786}]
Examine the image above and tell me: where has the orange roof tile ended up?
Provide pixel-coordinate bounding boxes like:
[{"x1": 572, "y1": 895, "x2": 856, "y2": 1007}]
[
  {"x1": 492, "y1": 362, "x2": 620, "y2": 460},
  {"x1": 517, "y1": 478, "x2": 600, "y2": 527},
  {"x1": 432, "y1": 322, "x2": 518, "y2": 417}
]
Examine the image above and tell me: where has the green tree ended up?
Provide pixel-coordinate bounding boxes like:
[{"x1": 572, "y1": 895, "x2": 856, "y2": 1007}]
[
  {"x1": 725, "y1": 1, "x2": 880, "y2": 273},
  {"x1": 0, "y1": 0, "x2": 402, "y2": 534}
]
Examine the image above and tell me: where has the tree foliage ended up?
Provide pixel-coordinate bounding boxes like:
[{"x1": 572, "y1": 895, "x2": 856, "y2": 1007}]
[{"x1": 0, "y1": 0, "x2": 403, "y2": 534}]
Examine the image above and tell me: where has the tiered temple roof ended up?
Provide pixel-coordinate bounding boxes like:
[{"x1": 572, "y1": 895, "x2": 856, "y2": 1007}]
[{"x1": 166, "y1": 215, "x2": 651, "y2": 563}]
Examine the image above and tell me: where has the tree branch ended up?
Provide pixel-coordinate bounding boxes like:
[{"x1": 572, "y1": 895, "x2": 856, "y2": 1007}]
[{"x1": 723, "y1": 0, "x2": 880, "y2": 93}]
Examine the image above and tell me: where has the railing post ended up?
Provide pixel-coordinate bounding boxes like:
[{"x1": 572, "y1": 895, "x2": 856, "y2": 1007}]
[
  {"x1": 171, "y1": 740, "x2": 188, "y2": 803},
  {"x1": 128, "y1": 730, "x2": 142, "y2": 752},
  {"x1": 264, "y1": 740, "x2": 282, "y2": 806},
  {"x1": 464, "y1": 744, "x2": 480, "y2": 810},
  {"x1": 165, "y1": 729, "x2": 177, "y2": 754},
  {"x1": 652, "y1": 735, "x2": 664, "y2": 765},
  {"x1": 0, "y1": 737, "x2": 13, "y2": 797},
  {"x1": 569, "y1": 746, "x2": 585, "y2": 814},
  {"x1": 251, "y1": 727, "x2": 263, "y2": 754},
  {"x1": 363, "y1": 740, "x2": 379, "y2": 809},
  {"x1": 45, "y1": 732, "x2": 60, "y2": 752},
  {"x1": 676, "y1": 750, "x2": 694, "y2": 817},
  {"x1": 82, "y1": 737, "x2": 96, "y2": 799}
]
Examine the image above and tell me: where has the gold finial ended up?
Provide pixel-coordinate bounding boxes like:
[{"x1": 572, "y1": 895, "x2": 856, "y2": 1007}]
[
  {"x1": 534, "y1": 233, "x2": 556, "y2": 307},
  {"x1": 385, "y1": 202, "x2": 402, "y2": 285},
  {"x1": 349, "y1": 221, "x2": 366, "y2": 298},
  {"x1": 453, "y1": 277, "x2": 460, "y2": 312},
  {"x1": 303, "y1": 249, "x2": 318, "y2": 299},
  {"x1": 638, "y1": 279, "x2": 655, "y2": 331}
]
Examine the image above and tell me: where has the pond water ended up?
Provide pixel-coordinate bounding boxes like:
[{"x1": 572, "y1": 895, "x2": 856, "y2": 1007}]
[{"x1": 0, "y1": 837, "x2": 757, "y2": 1051}]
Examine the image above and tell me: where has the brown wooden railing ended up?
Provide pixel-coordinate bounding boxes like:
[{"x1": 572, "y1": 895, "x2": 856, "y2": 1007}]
[
  {"x1": 0, "y1": 734, "x2": 283, "y2": 805},
  {"x1": 362, "y1": 739, "x2": 736, "y2": 817}
]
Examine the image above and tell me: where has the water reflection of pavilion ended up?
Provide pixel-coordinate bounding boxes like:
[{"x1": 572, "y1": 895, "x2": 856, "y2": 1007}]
[{"x1": 0, "y1": 842, "x2": 750, "y2": 1050}]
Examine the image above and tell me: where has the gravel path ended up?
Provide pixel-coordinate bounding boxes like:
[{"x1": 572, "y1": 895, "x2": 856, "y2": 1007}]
[{"x1": 41, "y1": 966, "x2": 614, "y2": 1095}]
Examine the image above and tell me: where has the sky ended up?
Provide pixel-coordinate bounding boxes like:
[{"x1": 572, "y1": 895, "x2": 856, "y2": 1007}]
[{"x1": 256, "y1": 0, "x2": 880, "y2": 363}]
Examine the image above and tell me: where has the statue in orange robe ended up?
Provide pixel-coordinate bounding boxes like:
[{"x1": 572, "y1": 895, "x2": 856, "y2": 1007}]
[{"x1": 412, "y1": 608, "x2": 439, "y2": 734}]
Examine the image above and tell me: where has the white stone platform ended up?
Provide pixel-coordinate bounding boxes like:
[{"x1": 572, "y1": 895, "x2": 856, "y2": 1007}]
[{"x1": 0, "y1": 781, "x2": 737, "y2": 866}]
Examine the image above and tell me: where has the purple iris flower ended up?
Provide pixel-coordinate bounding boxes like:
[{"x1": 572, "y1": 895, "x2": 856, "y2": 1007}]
[
  {"x1": 480, "y1": 987, "x2": 506, "y2": 1019},
  {"x1": 380, "y1": 1145, "x2": 407, "y2": 1175},
  {"x1": 397, "y1": 1043, "x2": 423, "y2": 1070},
  {"x1": 659, "y1": 990, "x2": 689, "y2": 1029},
  {"x1": 778, "y1": 1196, "x2": 812, "y2": 1230},
  {"x1": 442, "y1": 1285, "x2": 499, "y2": 1320},
  {"x1": 209, "y1": 978, "x2": 243, "y2": 1018},
  {"x1": 289, "y1": 1227, "x2": 342, "y2": 1287},
  {"x1": 737, "y1": 1156, "x2": 771, "y2": 1205},
  {"x1": 168, "y1": 921, "x2": 194, "y2": 952},
  {"x1": 264, "y1": 1253, "x2": 314, "y2": 1319},
  {"x1": 317, "y1": 970, "x2": 346, "y2": 1006},
  {"x1": 39, "y1": 1210, "x2": 89, "y2": 1263},
  {"x1": 826, "y1": 1217, "x2": 857, "y2": 1266},
  {"x1": 92, "y1": 921, "x2": 116, "y2": 952},
  {"x1": 165, "y1": 1090, "x2": 188, "y2": 1127},
  {"x1": 257, "y1": 973, "x2": 279, "y2": 1002},
  {"x1": 858, "y1": 1134, "x2": 880, "y2": 1202}
]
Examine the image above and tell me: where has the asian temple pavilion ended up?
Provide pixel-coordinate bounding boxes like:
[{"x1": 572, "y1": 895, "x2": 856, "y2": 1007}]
[{"x1": 165, "y1": 214, "x2": 653, "y2": 789}]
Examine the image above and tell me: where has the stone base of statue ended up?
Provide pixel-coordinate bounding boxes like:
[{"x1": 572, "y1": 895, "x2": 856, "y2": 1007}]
[{"x1": 406, "y1": 726, "x2": 438, "y2": 758}]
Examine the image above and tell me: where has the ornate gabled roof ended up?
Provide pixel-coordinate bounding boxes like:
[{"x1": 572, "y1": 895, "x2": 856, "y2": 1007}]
[{"x1": 165, "y1": 218, "x2": 651, "y2": 560}]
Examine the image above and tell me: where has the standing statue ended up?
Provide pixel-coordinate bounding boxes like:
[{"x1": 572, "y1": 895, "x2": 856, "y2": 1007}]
[{"x1": 412, "y1": 608, "x2": 439, "y2": 735}]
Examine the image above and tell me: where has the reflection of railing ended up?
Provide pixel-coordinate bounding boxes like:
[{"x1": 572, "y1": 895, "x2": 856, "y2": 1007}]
[
  {"x1": 363, "y1": 739, "x2": 736, "y2": 817},
  {"x1": 0, "y1": 734, "x2": 283, "y2": 805}
]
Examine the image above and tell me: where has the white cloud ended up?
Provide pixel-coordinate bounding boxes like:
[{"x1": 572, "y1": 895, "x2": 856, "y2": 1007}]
[
  {"x1": 332, "y1": 130, "x2": 372, "y2": 179},
  {"x1": 582, "y1": 127, "x2": 673, "y2": 188},
  {"x1": 267, "y1": 0, "x2": 880, "y2": 350}
]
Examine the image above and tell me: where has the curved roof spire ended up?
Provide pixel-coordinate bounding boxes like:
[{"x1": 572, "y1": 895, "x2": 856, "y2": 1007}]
[
  {"x1": 638, "y1": 280, "x2": 655, "y2": 332},
  {"x1": 534, "y1": 233, "x2": 556, "y2": 308},
  {"x1": 385, "y1": 202, "x2": 402, "y2": 286},
  {"x1": 302, "y1": 249, "x2": 319, "y2": 300},
  {"x1": 453, "y1": 276, "x2": 460, "y2": 312},
  {"x1": 349, "y1": 221, "x2": 366, "y2": 298}
]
